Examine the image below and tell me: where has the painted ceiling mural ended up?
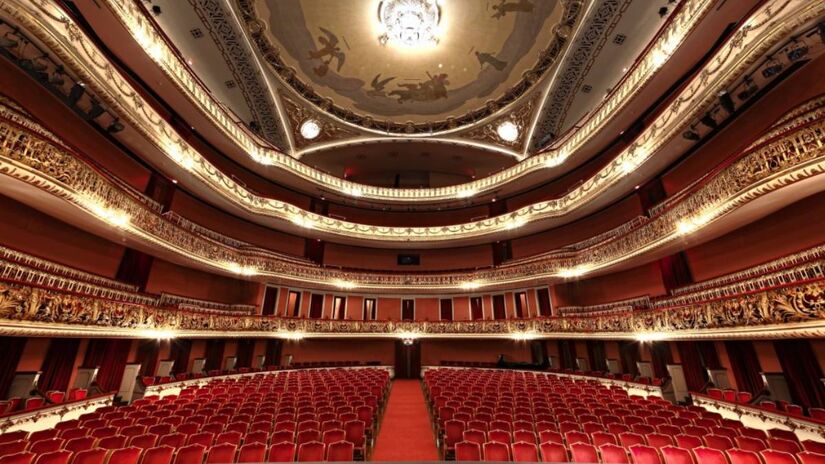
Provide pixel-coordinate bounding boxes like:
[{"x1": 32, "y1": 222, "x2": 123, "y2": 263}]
[{"x1": 239, "y1": 0, "x2": 580, "y2": 134}]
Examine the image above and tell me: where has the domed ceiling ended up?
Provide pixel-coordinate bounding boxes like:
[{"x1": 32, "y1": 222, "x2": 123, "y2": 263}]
[{"x1": 242, "y1": 0, "x2": 573, "y2": 132}]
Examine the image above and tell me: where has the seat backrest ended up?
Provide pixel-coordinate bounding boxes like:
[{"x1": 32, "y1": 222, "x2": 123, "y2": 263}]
[
  {"x1": 570, "y1": 443, "x2": 598, "y2": 463},
  {"x1": 705, "y1": 435, "x2": 733, "y2": 451},
  {"x1": 325, "y1": 441, "x2": 354, "y2": 462},
  {"x1": 599, "y1": 444, "x2": 629, "y2": 464},
  {"x1": 488, "y1": 430, "x2": 511, "y2": 444},
  {"x1": 539, "y1": 442, "x2": 567, "y2": 462},
  {"x1": 675, "y1": 435, "x2": 702, "y2": 450},
  {"x1": 768, "y1": 438, "x2": 802, "y2": 454},
  {"x1": 0, "y1": 452, "x2": 35, "y2": 464},
  {"x1": 482, "y1": 442, "x2": 510, "y2": 462},
  {"x1": 267, "y1": 442, "x2": 296, "y2": 463},
  {"x1": 172, "y1": 444, "x2": 205, "y2": 464},
  {"x1": 140, "y1": 446, "x2": 174, "y2": 464},
  {"x1": 761, "y1": 450, "x2": 801, "y2": 464},
  {"x1": 646, "y1": 434, "x2": 674, "y2": 450},
  {"x1": 205, "y1": 443, "x2": 237, "y2": 464},
  {"x1": 539, "y1": 430, "x2": 563, "y2": 445},
  {"x1": 107, "y1": 447, "x2": 143, "y2": 464},
  {"x1": 236, "y1": 443, "x2": 266, "y2": 464},
  {"x1": 629, "y1": 445, "x2": 663, "y2": 464},
  {"x1": 296, "y1": 442, "x2": 325, "y2": 462},
  {"x1": 29, "y1": 439, "x2": 65, "y2": 455},
  {"x1": 511, "y1": 442, "x2": 539, "y2": 462},
  {"x1": 455, "y1": 442, "x2": 481, "y2": 461},
  {"x1": 802, "y1": 440, "x2": 825, "y2": 455},
  {"x1": 619, "y1": 433, "x2": 646, "y2": 448},
  {"x1": 33, "y1": 450, "x2": 72, "y2": 464},
  {"x1": 64, "y1": 437, "x2": 96, "y2": 453},
  {"x1": 71, "y1": 449, "x2": 107, "y2": 464},
  {"x1": 566, "y1": 431, "x2": 590, "y2": 445},
  {"x1": 693, "y1": 447, "x2": 729, "y2": 464},
  {"x1": 798, "y1": 451, "x2": 825, "y2": 464}
]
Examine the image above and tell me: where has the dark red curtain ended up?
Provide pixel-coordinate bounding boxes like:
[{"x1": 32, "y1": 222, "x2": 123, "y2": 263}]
[
  {"x1": 773, "y1": 340, "x2": 825, "y2": 409},
  {"x1": 236, "y1": 340, "x2": 255, "y2": 368},
  {"x1": 83, "y1": 339, "x2": 131, "y2": 392},
  {"x1": 586, "y1": 341, "x2": 608, "y2": 372},
  {"x1": 725, "y1": 341, "x2": 764, "y2": 395},
  {"x1": 264, "y1": 339, "x2": 282, "y2": 367},
  {"x1": 170, "y1": 340, "x2": 192, "y2": 374},
  {"x1": 136, "y1": 340, "x2": 160, "y2": 377},
  {"x1": 698, "y1": 342, "x2": 721, "y2": 369},
  {"x1": 677, "y1": 341, "x2": 709, "y2": 392},
  {"x1": 39, "y1": 338, "x2": 81, "y2": 392},
  {"x1": 204, "y1": 340, "x2": 226, "y2": 371},
  {"x1": 557, "y1": 341, "x2": 576, "y2": 370},
  {"x1": 649, "y1": 342, "x2": 673, "y2": 379},
  {"x1": 657, "y1": 252, "x2": 694, "y2": 292},
  {"x1": 0, "y1": 337, "x2": 27, "y2": 399},
  {"x1": 619, "y1": 341, "x2": 640, "y2": 376}
]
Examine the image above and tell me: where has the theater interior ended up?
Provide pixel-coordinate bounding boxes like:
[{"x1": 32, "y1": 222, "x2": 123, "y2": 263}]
[{"x1": 0, "y1": 0, "x2": 824, "y2": 462}]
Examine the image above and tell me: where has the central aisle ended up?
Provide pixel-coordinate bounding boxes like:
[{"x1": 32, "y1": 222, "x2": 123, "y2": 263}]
[{"x1": 371, "y1": 379, "x2": 440, "y2": 461}]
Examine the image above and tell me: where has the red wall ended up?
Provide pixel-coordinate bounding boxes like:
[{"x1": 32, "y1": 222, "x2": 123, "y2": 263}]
[
  {"x1": 324, "y1": 243, "x2": 493, "y2": 271},
  {"x1": 421, "y1": 339, "x2": 533, "y2": 365},
  {"x1": 0, "y1": 195, "x2": 125, "y2": 278},
  {"x1": 684, "y1": 190, "x2": 825, "y2": 281},
  {"x1": 144, "y1": 259, "x2": 261, "y2": 305},
  {"x1": 553, "y1": 262, "x2": 666, "y2": 307},
  {"x1": 281, "y1": 339, "x2": 395, "y2": 365}
]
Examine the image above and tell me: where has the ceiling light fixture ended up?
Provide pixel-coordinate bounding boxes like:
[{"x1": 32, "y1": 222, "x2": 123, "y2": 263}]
[
  {"x1": 226, "y1": 262, "x2": 258, "y2": 276},
  {"x1": 138, "y1": 329, "x2": 176, "y2": 340},
  {"x1": 496, "y1": 120, "x2": 519, "y2": 143},
  {"x1": 378, "y1": 0, "x2": 441, "y2": 48},
  {"x1": 333, "y1": 279, "x2": 357, "y2": 290},
  {"x1": 460, "y1": 281, "x2": 482, "y2": 290},
  {"x1": 299, "y1": 119, "x2": 321, "y2": 140},
  {"x1": 558, "y1": 265, "x2": 590, "y2": 279}
]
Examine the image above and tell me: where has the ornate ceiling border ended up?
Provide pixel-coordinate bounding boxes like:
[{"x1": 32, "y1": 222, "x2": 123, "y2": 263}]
[
  {"x1": 2, "y1": 92, "x2": 825, "y2": 291},
  {"x1": 0, "y1": 280, "x2": 822, "y2": 340},
  {"x1": 530, "y1": 0, "x2": 630, "y2": 150},
  {"x1": 188, "y1": 0, "x2": 288, "y2": 149},
  {"x1": 235, "y1": 0, "x2": 581, "y2": 136},
  {"x1": 88, "y1": 0, "x2": 715, "y2": 203}
]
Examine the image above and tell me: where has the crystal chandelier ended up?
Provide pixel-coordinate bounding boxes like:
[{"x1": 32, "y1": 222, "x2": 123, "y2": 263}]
[{"x1": 378, "y1": 0, "x2": 441, "y2": 48}]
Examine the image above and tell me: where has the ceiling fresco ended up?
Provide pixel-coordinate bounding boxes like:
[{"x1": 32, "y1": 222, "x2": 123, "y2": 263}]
[{"x1": 239, "y1": 0, "x2": 579, "y2": 133}]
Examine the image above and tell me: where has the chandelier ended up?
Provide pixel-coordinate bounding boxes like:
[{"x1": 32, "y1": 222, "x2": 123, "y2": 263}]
[{"x1": 378, "y1": 0, "x2": 441, "y2": 48}]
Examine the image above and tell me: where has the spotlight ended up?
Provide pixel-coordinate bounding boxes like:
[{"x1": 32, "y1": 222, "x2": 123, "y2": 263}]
[
  {"x1": 718, "y1": 91, "x2": 735, "y2": 114},
  {"x1": 785, "y1": 40, "x2": 808, "y2": 62},
  {"x1": 682, "y1": 128, "x2": 700, "y2": 141},
  {"x1": 737, "y1": 78, "x2": 758, "y2": 101},
  {"x1": 87, "y1": 99, "x2": 104, "y2": 120},
  {"x1": 151, "y1": 5, "x2": 162, "y2": 15},
  {"x1": 658, "y1": 7, "x2": 668, "y2": 18},
  {"x1": 762, "y1": 58, "x2": 783, "y2": 78},
  {"x1": 107, "y1": 119, "x2": 124, "y2": 133},
  {"x1": 699, "y1": 113, "x2": 717, "y2": 130},
  {"x1": 67, "y1": 82, "x2": 85, "y2": 106}
]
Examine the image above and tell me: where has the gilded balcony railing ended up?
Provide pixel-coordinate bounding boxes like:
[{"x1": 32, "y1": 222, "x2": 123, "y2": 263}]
[
  {"x1": 0, "y1": 278, "x2": 821, "y2": 339},
  {"x1": 3, "y1": 92, "x2": 825, "y2": 290},
  {"x1": 1, "y1": 0, "x2": 822, "y2": 241}
]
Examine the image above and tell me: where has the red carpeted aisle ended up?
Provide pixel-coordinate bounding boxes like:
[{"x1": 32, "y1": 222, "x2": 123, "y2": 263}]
[{"x1": 371, "y1": 379, "x2": 440, "y2": 461}]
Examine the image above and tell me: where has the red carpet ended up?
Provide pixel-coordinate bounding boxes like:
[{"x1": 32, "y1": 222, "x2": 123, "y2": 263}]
[{"x1": 371, "y1": 379, "x2": 440, "y2": 461}]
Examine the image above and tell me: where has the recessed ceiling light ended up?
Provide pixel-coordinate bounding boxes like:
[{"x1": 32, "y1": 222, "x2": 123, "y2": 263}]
[
  {"x1": 299, "y1": 119, "x2": 321, "y2": 140},
  {"x1": 496, "y1": 120, "x2": 519, "y2": 142}
]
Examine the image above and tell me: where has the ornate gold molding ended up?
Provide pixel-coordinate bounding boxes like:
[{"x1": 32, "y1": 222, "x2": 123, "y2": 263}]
[
  {"x1": 3, "y1": 92, "x2": 825, "y2": 290},
  {"x1": 0, "y1": 0, "x2": 822, "y2": 243},
  {"x1": 0, "y1": 279, "x2": 822, "y2": 339}
]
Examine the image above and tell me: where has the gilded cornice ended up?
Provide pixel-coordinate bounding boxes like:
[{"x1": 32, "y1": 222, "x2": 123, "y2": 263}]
[
  {"x1": 0, "y1": 0, "x2": 820, "y2": 244},
  {"x1": 2, "y1": 94, "x2": 825, "y2": 290},
  {"x1": 0, "y1": 280, "x2": 822, "y2": 339},
  {"x1": 0, "y1": 0, "x2": 719, "y2": 204}
]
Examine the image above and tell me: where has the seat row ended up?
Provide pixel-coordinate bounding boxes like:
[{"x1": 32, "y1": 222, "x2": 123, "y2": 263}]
[
  {"x1": 0, "y1": 440, "x2": 357, "y2": 464},
  {"x1": 453, "y1": 440, "x2": 825, "y2": 463}
]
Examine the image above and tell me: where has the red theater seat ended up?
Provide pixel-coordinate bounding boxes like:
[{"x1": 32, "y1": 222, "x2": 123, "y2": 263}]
[
  {"x1": 803, "y1": 441, "x2": 825, "y2": 455},
  {"x1": 326, "y1": 441, "x2": 354, "y2": 462},
  {"x1": 769, "y1": 438, "x2": 802, "y2": 454},
  {"x1": 600, "y1": 444, "x2": 630, "y2": 463},
  {"x1": 71, "y1": 449, "x2": 107, "y2": 464},
  {"x1": 107, "y1": 447, "x2": 143, "y2": 464},
  {"x1": 456, "y1": 442, "x2": 482, "y2": 461},
  {"x1": 141, "y1": 446, "x2": 174, "y2": 464},
  {"x1": 798, "y1": 452, "x2": 825, "y2": 464},
  {"x1": 0, "y1": 453, "x2": 35, "y2": 464},
  {"x1": 735, "y1": 436, "x2": 767, "y2": 452},
  {"x1": 761, "y1": 450, "x2": 801, "y2": 464},
  {"x1": 297, "y1": 442, "x2": 325, "y2": 462},
  {"x1": 512, "y1": 442, "x2": 539, "y2": 462},
  {"x1": 0, "y1": 442, "x2": 27, "y2": 458},
  {"x1": 267, "y1": 442, "x2": 296, "y2": 462},
  {"x1": 661, "y1": 446, "x2": 694, "y2": 464},
  {"x1": 570, "y1": 443, "x2": 598, "y2": 463},
  {"x1": 539, "y1": 442, "x2": 568, "y2": 462},
  {"x1": 205, "y1": 443, "x2": 236, "y2": 464},
  {"x1": 693, "y1": 447, "x2": 729, "y2": 464},
  {"x1": 236, "y1": 443, "x2": 266, "y2": 463},
  {"x1": 172, "y1": 445, "x2": 205, "y2": 464},
  {"x1": 482, "y1": 442, "x2": 510, "y2": 462},
  {"x1": 33, "y1": 451, "x2": 71, "y2": 464},
  {"x1": 629, "y1": 445, "x2": 663, "y2": 464},
  {"x1": 28, "y1": 439, "x2": 64, "y2": 455}
]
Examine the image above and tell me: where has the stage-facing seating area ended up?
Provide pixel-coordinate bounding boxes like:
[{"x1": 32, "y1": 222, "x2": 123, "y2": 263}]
[
  {"x1": 0, "y1": 368, "x2": 389, "y2": 464},
  {"x1": 424, "y1": 368, "x2": 825, "y2": 463}
]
